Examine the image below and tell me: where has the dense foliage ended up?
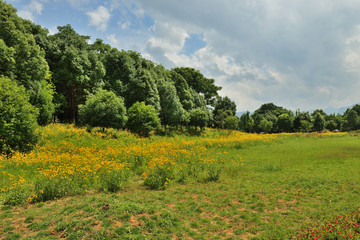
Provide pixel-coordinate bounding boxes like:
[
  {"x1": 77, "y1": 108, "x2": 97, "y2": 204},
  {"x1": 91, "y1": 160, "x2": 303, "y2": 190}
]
[
  {"x1": 78, "y1": 90, "x2": 127, "y2": 129},
  {"x1": 0, "y1": 1, "x2": 54, "y2": 125},
  {"x1": 0, "y1": 76, "x2": 39, "y2": 154},
  {"x1": 126, "y1": 101, "x2": 161, "y2": 137}
]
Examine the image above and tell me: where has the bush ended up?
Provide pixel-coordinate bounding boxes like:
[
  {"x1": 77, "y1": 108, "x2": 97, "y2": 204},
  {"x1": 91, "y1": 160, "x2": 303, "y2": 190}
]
[
  {"x1": 78, "y1": 90, "x2": 127, "y2": 129},
  {"x1": 127, "y1": 102, "x2": 160, "y2": 137},
  {"x1": 189, "y1": 108, "x2": 210, "y2": 130},
  {"x1": 223, "y1": 116, "x2": 239, "y2": 130},
  {"x1": 0, "y1": 76, "x2": 39, "y2": 154}
]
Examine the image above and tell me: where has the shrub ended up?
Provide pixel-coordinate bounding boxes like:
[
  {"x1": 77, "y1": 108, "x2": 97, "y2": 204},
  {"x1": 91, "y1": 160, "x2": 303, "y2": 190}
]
[
  {"x1": 189, "y1": 108, "x2": 210, "y2": 130},
  {"x1": 223, "y1": 116, "x2": 239, "y2": 130},
  {"x1": 127, "y1": 101, "x2": 160, "y2": 137},
  {"x1": 97, "y1": 168, "x2": 129, "y2": 193},
  {"x1": 0, "y1": 76, "x2": 39, "y2": 154},
  {"x1": 78, "y1": 90, "x2": 127, "y2": 130}
]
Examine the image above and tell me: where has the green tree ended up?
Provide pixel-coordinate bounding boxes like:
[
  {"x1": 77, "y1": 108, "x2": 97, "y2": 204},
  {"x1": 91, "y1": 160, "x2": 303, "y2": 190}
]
[
  {"x1": 34, "y1": 80, "x2": 55, "y2": 125},
  {"x1": 239, "y1": 112, "x2": 254, "y2": 132},
  {"x1": 78, "y1": 90, "x2": 127, "y2": 130},
  {"x1": 173, "y1": 67, "x2": 221, "y2": 106},
  {"x1": 190, "y1": 88, "x2": 207, "y2": 109},
  {"x1": 0, "y1": 1, "x2": 54, "y2": 125},
  {"x1": 223, "y1": 116, "x2": 239, "y2": 130},
  {"x1": 47, "y1": 24, "x2": 105, "y2": 123},
  {"x1": 325, "y1": 120, "x2": 337, "y2": 131},
  {"x1": 213, "y1": 96, "x2": 236, "y2": 128},
  {"x1": 350, "y1": 104, "x2": 360, "y2": 116},
  {"x1": 158, "y1": 80, "x2": 186, "y2": 129},
  {"x1": 90, "y1": 39, "x2": 111, "y2": 57},
  {"x1": 170, "y1": 70, "x2": 194, "y2": 111},
  {"x1": 313, "y1": 114, "x2": 325, "y2": 132},
  {"x1": 126, "y1": 68, "x2": 160, "y2": 112},
  {"x1": 254, "y1": 103, "x2": 292, "y2": 117},
  {"x1": 293, "y1": 111, "x2": 311, "y2": 132},
  {"x1": 252, "y1": 103, "x2": 293, "y2": 133},
  {"x1": 300, "y1": 120, "x2": 312, "y2": 132},
  {"x1": 258, "y1": 119, "x2": 273, "y2": 133},
  {"x1": 103, "y1": 48, "x2": 135, "y2": 97},
  {"x1": 264, "y1": 112, "x2": 277, "y2": 131},
  {"x1": 325, "y1": 113, "x2": 343, "y2": 130},
  {"x1": 127, "y1": 102, "x2": 160, "y2": 137},
  {"x1": 311, "y1": 109, "x2": 327, "y2": 118},
  {"x1": 214, "y1": 109, "x2": 233, "y2": 129},
  {"x1": 0, "y1": 76, "x2": 39, "y2": 154},
  {"x1": 0, "y1": 39, "x2": 15, "y2": 79},
  {"x1": 213, "y1": 96, "x2": 237, "y2": 116},
  {"x1": 345, "y1": 109, "x2": 359, "y2": 131},
  {"x1": 276, "y1": 113, "x2": 293, "y2": 132},
  {"x1": 189, "y1": 108, "x2": 211, "y2": 130}
]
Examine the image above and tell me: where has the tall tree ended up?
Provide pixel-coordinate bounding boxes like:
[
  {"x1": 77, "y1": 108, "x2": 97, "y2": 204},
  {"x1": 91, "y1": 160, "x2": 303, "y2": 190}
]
[
  {"x1": 293, "y1": 111, "x2": 311, "y2": 132},
  {"x1": 276, "y1": 113, "x2": 293, "y2": 132},
  {"x1": 345, "y1": 109, "x2": 359, "y2": 131},
  {"x1": 158, "y1": 80, "x2": 186, "y2": 129},
  {"x1": 0, "y1": 76, "x2": 39, "y2": 154},
  {"x1": 239, "y1": 112, "x2": 254, "y2": 132},
  {"x1": 173, "y1": 67, "x2": 221, "y2": 106},
  {"x1": 170, "y1": 70, "x2": 194, "y2": 111},
  {"x1": 214, "y1": 110, "x2": 233, "y2": 129},
  {"x1": 350, "y1": 104, "x2": 360, "y2": 116},
  {"x1": 102, "y1": 48, "x2": 135, "y2": 97},
  {"x1": 313, "y1": 113, "x2": 325, "y2": 132},
  {"x1": 0, "y1": 1, "x2": 54, "y2": 124},
  {"x1": 126, "y1": 68, "x2": 160, "y2": 112},
  {"x1": 254, "y1": 103, "x2": 292, "y2": 117},
  {"x1": 47, "y1": 24, "x2": 105, "y2": 122},
  {"x1": 213, "y1": 96, "x2": 237, "y2": 117},
  {"x1": 190, "y1": 88, "x2": 207, "y2": 109}
]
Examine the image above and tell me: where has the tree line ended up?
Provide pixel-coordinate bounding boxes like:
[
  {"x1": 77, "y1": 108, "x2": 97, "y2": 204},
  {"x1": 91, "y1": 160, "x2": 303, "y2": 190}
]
[
  {"x1": 1, "y1": 1, "x2": 359, "y2": 154},
  {"x1": 238, "y1": 103, "x2": 360, "y2": 133}
]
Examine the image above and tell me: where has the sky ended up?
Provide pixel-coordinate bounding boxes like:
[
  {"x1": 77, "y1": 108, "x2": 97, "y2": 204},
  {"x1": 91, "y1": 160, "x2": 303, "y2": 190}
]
[{"x1": 7, "y1": 0, "x2": 360, "y2": 113}]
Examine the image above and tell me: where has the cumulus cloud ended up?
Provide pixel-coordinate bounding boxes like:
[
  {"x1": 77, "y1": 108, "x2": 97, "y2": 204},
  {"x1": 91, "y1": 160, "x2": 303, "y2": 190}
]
[
  {"x1": 86, "y1": 6, "x2": 111, "y2": 31},
  {"x1": 17, "y1": 0, "x2": 45, "y2": 21},
  {"x1": 134, "y1": 0, "x2": 360, "y2": 111}
]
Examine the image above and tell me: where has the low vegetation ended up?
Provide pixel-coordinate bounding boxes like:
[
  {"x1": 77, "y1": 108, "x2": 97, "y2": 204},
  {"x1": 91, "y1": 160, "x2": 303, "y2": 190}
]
[{"x1": 1, "y1": 124, "x2": 360, "y2": 239}]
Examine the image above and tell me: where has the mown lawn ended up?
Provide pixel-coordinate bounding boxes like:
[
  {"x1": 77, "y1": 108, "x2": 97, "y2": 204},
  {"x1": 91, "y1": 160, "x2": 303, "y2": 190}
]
[{"x1": 1, "y1": 126, "x2": 360, "y2": 239}]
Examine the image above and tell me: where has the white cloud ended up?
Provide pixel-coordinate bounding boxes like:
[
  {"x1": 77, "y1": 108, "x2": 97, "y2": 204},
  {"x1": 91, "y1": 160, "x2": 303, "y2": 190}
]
[
  {"x1": 86, "y1": 6, "x2": 111, "y2": 31},
  {"x1": 17, "y1": 0, "x2": 45, "y2": 21},
  {"x1": 134, "y1": 0, "x2": 360, "y2": 111}
]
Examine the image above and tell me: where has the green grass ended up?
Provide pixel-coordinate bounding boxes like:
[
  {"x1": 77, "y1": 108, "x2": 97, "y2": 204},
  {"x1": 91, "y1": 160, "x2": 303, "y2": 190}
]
[{"x1": 0, "y1": 130, "x2": 360, "y2": 239}]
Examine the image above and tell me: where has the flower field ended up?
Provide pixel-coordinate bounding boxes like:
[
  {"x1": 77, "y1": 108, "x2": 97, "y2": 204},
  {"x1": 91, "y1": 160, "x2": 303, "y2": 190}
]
[
  {"x1": 1, "y1": 125, "x2": 359, "y2": 239},
  {"x1": 0, "y1": 124, "x2": 278, "y2": 205}
]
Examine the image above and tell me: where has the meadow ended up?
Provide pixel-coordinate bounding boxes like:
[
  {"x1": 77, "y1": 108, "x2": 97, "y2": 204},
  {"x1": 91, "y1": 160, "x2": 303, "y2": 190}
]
[{"x1": 0, "y1": 124, "x2": 360, "y2": 239}]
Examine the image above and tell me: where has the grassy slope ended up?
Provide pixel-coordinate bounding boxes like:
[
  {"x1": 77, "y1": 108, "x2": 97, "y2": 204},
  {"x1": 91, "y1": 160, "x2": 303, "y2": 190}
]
[{"x1": 1, "y1": 131, "x2": 360, "y2": 239}]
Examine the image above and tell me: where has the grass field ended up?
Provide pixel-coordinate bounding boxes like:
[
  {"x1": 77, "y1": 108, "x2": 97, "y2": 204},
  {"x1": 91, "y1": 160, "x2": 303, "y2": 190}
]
[{"x1": 1, "y1": 124, "x2": 360, "y2": 239}]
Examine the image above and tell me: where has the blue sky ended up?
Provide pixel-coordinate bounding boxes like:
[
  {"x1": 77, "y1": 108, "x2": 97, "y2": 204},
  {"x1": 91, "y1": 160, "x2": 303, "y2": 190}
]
[{"x1": 7, "y1": 0, "x2": 360, "y2": 112}]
